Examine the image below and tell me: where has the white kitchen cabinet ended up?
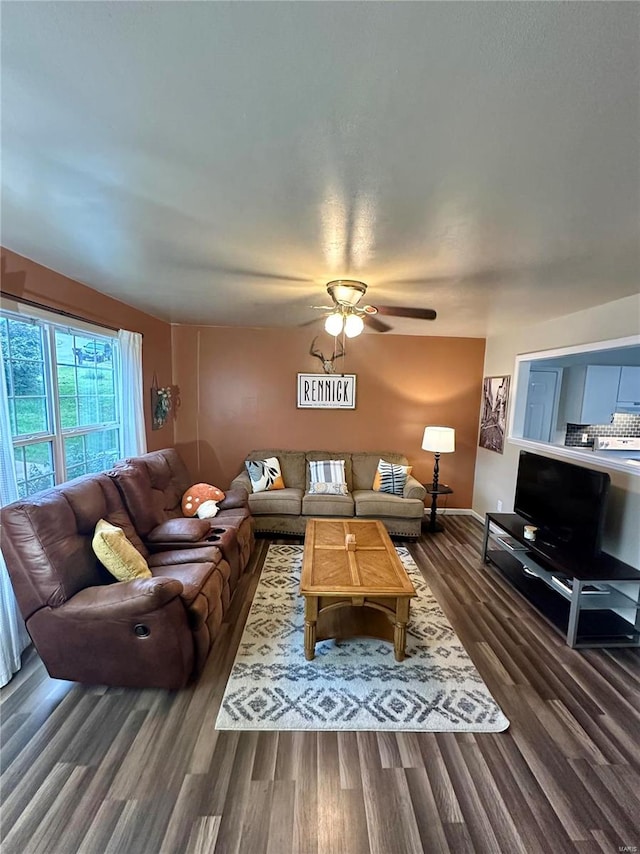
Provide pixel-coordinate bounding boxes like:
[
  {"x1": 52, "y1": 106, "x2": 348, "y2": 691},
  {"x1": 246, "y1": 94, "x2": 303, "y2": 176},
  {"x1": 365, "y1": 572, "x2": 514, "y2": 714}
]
[
  {"x1": 617, "y1": 366, "x2": 640, "y2": 406},
  {"x1": 560, "y1": 365, "x2": 620, "y2": 425}
]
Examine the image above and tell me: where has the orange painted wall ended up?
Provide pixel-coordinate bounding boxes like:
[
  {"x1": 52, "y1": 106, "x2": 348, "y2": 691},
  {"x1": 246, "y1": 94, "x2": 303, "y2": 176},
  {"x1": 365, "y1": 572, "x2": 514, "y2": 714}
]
[
  {"x1": 172, "y1": 326, "x2": 485, "y2": 507},
  {"x1": 1, "y1": 248, "x2": 174, "y2": 450},
  {"x1": 1, "y1": 249, "x2": 486, "y2": 501}
]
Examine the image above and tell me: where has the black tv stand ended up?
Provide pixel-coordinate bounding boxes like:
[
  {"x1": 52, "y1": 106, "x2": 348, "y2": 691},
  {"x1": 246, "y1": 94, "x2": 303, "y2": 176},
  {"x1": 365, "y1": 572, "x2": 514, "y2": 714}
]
[{"x1": 482, "y1": 513, "x2": 640, "y2": 649}]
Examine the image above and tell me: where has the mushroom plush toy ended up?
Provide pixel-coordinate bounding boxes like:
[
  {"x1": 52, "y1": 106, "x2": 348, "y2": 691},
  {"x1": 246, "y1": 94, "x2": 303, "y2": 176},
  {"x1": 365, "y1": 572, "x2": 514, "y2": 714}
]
[{"x1": 182, "y1": 483, "x2": 226, "y2": 519}]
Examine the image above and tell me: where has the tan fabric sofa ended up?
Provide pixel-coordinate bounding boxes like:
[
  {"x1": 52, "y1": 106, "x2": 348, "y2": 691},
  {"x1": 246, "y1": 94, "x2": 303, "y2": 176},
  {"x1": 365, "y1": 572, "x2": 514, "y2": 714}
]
[{"x1": 230, "y1": 450, "x2": 426, "y2": 538}]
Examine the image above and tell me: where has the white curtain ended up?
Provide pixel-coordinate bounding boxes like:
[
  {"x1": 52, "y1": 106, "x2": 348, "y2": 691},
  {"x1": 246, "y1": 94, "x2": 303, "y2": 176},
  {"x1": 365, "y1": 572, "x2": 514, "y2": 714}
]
[
  {"x1": 0, "y1": 352, "x2": 31, "y2": 687},
  {"x1": 118, "y1": 329, "x2": 147, "y2": 457}
]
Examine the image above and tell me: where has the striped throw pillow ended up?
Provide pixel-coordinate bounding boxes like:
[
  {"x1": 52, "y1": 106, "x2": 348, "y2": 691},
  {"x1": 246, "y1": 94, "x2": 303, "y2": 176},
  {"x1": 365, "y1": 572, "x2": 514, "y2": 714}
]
[
  {"x1": 308, "y1": 459, "x2": 348, "y2": 495},
  {"x1": 372, "y1": 459, "x2": 412, "y2": 496}
]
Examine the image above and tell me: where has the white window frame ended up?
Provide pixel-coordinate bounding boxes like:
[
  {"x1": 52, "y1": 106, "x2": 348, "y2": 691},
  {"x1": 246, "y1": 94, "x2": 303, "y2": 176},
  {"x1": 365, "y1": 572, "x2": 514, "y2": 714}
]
[{"x1": 1, "y1": 303, "x2": 122, "y2": 490}]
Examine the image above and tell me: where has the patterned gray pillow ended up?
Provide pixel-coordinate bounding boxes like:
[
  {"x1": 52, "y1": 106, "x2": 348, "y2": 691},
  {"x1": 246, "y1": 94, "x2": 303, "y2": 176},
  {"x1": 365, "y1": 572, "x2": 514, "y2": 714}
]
[{"x1": 308, "y1": 459, "x2": 348, "y2": 495}]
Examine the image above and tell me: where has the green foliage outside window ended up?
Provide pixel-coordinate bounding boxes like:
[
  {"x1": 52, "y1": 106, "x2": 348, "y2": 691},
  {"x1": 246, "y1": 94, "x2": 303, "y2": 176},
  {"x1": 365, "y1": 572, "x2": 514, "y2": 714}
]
[{"x1": 1, "y1": 313, "x2": 121, "y2": 498}]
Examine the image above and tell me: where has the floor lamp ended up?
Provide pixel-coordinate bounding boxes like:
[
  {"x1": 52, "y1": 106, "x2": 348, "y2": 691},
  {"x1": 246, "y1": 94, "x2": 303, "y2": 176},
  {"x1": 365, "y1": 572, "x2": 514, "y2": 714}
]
[{"x1": 422, "y1": 426, "x2": 455, "y2": 533}]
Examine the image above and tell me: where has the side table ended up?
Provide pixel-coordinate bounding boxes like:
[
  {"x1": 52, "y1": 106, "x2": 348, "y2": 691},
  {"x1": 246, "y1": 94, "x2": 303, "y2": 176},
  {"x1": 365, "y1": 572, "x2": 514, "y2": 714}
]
[{"x1": 422, "y1": 483, "x2": 454, "y2": 533}]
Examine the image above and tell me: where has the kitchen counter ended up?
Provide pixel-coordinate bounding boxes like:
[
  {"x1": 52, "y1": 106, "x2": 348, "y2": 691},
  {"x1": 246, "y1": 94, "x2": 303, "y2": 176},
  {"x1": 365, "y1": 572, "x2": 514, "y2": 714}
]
[
  {"x1": 570, "y1": 448, "x2": 640, "y2": 472},
  {"x1": 560, "y1": 437, "x2": 640, "y2": 467},
  {"x1": 509, "y1": 438, "x2": 640, "y2": 476},
  {"x1": 591, "y1": 437, "x2": 640, "y2": 464},
  {"x1": 594, "y1": 450, "x2": 640, "y2": 459}
]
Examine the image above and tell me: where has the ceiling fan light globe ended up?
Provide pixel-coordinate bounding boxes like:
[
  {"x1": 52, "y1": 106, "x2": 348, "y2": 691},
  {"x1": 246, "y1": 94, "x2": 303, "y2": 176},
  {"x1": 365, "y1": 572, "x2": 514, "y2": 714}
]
[
  {"x1": 325, "y1": 312, "x2": 344, "y2": 336},
  {"x1": 344, "y1": 313, "x2": 364, "y2": 337}
]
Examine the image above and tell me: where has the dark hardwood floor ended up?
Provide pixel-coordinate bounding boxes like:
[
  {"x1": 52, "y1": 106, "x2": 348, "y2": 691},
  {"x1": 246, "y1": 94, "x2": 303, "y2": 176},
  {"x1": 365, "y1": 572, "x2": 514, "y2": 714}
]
[{"x1": 1, "y1": 516, "x2": 639, "y2": 854}]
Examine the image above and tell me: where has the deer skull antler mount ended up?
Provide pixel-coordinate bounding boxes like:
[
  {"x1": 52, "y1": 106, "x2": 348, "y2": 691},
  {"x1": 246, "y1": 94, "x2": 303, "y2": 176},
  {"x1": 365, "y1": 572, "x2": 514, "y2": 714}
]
[{"x1": 310, "y1": 337, "x2": 345, "y2": 374}]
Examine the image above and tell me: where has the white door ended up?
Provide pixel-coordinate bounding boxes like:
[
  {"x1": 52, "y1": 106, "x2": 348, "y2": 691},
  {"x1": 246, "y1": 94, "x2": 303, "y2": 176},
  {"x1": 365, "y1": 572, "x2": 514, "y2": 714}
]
[{"x1": 523, "y1": 371, "x2": 559, "y2": 441}]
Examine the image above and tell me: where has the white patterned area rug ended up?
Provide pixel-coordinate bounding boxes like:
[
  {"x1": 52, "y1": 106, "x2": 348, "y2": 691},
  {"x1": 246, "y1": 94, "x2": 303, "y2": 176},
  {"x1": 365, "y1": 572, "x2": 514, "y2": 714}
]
[{"x1": 216, "y1": 545, "x2": 509, "y2": 732}]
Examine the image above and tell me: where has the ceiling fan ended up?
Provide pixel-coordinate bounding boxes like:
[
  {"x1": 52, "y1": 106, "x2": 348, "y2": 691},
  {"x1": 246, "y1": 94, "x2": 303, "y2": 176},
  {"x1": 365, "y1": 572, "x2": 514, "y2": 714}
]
[{"x1": 309, "y1": 280, "x2": 437, "y2": 336}]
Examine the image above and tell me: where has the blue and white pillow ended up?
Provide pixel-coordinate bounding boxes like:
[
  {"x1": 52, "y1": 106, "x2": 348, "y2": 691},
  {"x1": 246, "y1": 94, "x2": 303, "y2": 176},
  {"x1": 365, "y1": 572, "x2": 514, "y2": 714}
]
[
  {"x1": 245, "y1": 457, "x2": 285, "y2": 493},
  {"x1": 373, "y1": 459, "x2": 412, "y2": 496},
  {"x1": 308, "y1": 459, "x2": 348, "y2": 495}
]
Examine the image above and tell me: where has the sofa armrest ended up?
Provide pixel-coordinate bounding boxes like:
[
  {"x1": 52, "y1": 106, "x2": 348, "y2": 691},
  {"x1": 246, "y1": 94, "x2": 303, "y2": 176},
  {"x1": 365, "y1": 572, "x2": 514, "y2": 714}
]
[
  {"x1": 230, "y1": 471, "x2": 252, "y2": 496},
  {"x1": 403, "y1": 475, "x2": 426, "y2": 500},
  {"x1": 59, "y1": 577, "x2": 184, "y2": 620},
  {"x1": 148, "y1": 546, "x2": 222, "y2": 567},
  {"x1": 218, "y1": 487, "x2": 249, "y2": 510},
  {"x1": 147, "y1": 518, "x2": 211, "y2": 543}
]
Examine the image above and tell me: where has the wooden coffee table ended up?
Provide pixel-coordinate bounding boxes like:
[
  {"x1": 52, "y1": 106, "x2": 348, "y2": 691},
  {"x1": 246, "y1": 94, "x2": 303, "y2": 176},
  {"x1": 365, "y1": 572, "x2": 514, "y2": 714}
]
[{"x1": 300, "y1": 519, "x2": 417, "y2": 661}]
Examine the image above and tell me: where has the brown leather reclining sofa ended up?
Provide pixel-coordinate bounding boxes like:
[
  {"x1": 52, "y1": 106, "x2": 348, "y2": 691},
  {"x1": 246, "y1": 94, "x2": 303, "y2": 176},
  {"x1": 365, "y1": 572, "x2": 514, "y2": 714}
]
[{"x1": 0, "y1": 449, "x2": 254, "y2": 690}]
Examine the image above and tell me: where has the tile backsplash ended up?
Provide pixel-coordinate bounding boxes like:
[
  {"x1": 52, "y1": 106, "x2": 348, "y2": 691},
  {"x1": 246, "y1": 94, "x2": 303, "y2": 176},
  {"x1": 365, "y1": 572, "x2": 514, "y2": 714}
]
[{"x1": 565, "y1": 413, "x2": 640, "y2": 447}]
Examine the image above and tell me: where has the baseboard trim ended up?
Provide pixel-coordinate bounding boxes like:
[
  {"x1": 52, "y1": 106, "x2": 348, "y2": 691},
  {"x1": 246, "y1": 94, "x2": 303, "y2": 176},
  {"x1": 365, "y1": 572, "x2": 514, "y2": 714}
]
[
  {"x1": 441, "y1": 508, "x2": 475, "y2": 516},
  {"x1": 424, "y1": 508, "x2": 476, "y2": 517},
  {"x1": 422, "y1": 508, "x2": 485, "y2": 523}
]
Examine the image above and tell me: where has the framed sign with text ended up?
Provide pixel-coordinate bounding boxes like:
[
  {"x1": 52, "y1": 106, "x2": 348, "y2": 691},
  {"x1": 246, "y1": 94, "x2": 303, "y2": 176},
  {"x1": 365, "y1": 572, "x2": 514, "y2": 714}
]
[{"x1": 297, "y1": 373, "x2": 356, "y2": 409}]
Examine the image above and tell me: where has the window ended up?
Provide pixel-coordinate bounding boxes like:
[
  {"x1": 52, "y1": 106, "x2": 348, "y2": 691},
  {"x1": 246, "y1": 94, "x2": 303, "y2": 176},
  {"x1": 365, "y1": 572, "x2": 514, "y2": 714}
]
[{"x1": 1, "y1": 311, "x2": 121, "y2": 498}]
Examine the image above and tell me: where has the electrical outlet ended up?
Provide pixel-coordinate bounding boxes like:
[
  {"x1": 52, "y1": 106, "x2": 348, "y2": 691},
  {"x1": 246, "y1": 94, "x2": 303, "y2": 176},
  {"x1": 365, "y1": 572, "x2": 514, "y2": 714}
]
[
  {"x1": 497, "y1": 499, "x2": 503, "y2": 512},
  {"x1": 582, "y1": 433, "x2": 588, "y2": 443}
]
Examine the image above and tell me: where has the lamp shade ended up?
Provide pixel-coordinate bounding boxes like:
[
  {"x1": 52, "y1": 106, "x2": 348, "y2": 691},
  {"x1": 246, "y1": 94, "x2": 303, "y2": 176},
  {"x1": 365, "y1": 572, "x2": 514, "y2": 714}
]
[
  {"x1": 422, "y1": 426, "x2": 455, "y2": 453},
  {"x1": 344, "y1": 313, "x2": 364, "y2": 338},
  {"x1": 324, "y1": 312, "x2": 344, "y2": 336}
]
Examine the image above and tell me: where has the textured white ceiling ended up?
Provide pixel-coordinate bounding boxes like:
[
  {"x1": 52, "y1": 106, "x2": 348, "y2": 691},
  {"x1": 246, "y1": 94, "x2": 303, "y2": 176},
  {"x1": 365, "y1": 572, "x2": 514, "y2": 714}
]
[{"x1": 2, "y1": 2, "x2": 639, "y2": 337}]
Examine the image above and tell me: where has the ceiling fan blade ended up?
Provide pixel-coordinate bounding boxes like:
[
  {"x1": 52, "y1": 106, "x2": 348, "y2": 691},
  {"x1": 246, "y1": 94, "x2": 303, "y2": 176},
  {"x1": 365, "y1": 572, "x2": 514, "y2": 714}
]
[
  {"x1": 376, "y1": 306, "x2": 437, "y2": 320},
  {"x1": 364, "y1": 314, "x2": 392, "y2": 333},
  {"x1": 299, "y1": 317, "x2": 324, "y2": 327}
]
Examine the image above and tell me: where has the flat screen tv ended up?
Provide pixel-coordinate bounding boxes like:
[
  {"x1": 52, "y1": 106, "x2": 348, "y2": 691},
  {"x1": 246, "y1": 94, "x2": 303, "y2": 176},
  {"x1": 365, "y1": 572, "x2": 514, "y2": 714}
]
[{"x1": 514, "y1": 452, "x2": 610, "y2": 560}]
